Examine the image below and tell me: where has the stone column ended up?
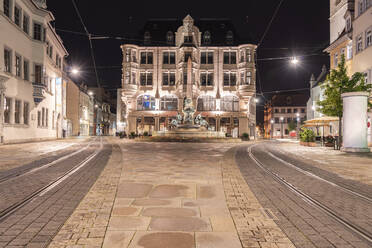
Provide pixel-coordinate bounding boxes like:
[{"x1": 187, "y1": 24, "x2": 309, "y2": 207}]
[
  {"x1": 128, "y1": 116, "x2": 137, "y2": 134},
  {"x1": 155, "y1": 116, "x2": 160, "y2": 132},
  {"x1": 216, "y1": 116, "x2": 221, "y2": 131},
  {"x1": 341, "y1": 92, "x2": 370, "y2": 153},
  {"x1": 239, "y1": 117, "x2": 249, "y2": 137}
]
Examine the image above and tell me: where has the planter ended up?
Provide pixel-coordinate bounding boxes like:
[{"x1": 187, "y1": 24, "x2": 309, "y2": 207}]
[
  {"x1": 300, "y1": 141, "x2": 317, "y2": 147},
  {"x1": 341, "y1": 92, "x2": 370, "y2": 153}
]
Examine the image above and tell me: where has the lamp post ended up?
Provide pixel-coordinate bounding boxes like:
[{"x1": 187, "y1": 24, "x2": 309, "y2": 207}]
[
  {"x1": 296, "y1": 113, "x2": 300, "y2": 139},
  {"x1": 270, "y1": 119, "x2": 274, "y2": 139},
  {"x1": 280, "y1": 117, "x2": 284, "y2": 139}
]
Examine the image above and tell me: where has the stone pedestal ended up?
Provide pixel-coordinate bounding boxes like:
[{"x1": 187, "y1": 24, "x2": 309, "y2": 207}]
[{"x1": 341, "y1": 92, "x2": 370, "y2": 153}]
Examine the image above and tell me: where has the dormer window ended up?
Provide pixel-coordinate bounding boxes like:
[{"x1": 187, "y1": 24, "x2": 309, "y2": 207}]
[
  {"x1": 144, "y1": 31, "x2": 151, "y2": 45},
  {"x1": 226, "y1": 31, "x2": 233, "y2": 45},
  {"x1": 166, "y1": 31, "x2": 174, "y2": 45},
  {"x1": 203, "y1": 31, "x2": 211, "y2": 45},
  {"x1": 184, "y1": 35, "x2": 193, "y2": 44},
  {"x1": 346, "y1": 16, "x2": 352, "y2": 32}
]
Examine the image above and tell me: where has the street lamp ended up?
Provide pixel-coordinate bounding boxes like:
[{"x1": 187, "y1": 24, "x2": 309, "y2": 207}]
[
  {"x1": 280, "y1": 117, "x2": 284, "y2": 139},
  {"x1": 71, "y1": 68, "x2": 79, "y2": 75},
  {"x1": 296, "y1": 113, "x2": 300, "y2": 139},
  {"x1": 291, "y1": 57, "x2": 299, "y2": 65},
  {"x1": 270, "y1": 119, "x2": 274, "y2": 139}
]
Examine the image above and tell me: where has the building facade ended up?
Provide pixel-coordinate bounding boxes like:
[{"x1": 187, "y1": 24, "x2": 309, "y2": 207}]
[
  {"x1": 118, "y1": 15, "x2": 257, "y2": 138},
  {"x1": 325, "y1": 0, "x2": 355, "y2": 75},
  {"x1": 353, "y1": 0, "x2": 372, "y2": 145},
  {"x1": 0, "y1": 0, "x2": 68, "y2": 143},
  {"x1": 264, "y1": 94, "x2": 307, "y2": 139}
]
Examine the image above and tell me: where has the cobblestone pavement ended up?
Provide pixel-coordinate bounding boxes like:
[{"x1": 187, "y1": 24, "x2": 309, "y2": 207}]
[
  {"x1": 235, "y1": 142, "x2": 372, "y2": 248},
  {"x1": 0, "y1": 137, "x2": 90, "y2": 172},
  {"x1": 0, "y1": 138, "x2": 112, "y2": 248},
  {"x1": 273, "y1": 141, "x2": 372, "y2": 185},
  {"x1": 48, "y1": 140, "x2": 294, "y2": 248}
]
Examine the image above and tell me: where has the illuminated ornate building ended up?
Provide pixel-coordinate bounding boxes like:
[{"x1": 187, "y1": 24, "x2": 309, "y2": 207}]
[{"x1": 118, "y1": 15, "x2": 257, "y2": 137}]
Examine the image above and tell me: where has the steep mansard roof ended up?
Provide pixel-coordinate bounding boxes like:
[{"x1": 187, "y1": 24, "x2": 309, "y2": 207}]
[{"x1": 131, "y1": 17, "x2": 255, "y2": 47}]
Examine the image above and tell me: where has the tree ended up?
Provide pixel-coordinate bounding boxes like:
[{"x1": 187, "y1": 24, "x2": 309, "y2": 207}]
[
  {"x1": 317, "y1": 55, "x2": 371, "y2": 149},
  {"x1": 287, "y1": 120, "x2": 297, "y2": 132}
]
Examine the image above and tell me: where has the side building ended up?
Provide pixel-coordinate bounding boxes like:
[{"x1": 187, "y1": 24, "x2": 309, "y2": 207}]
[
  {"x1": 352, "y1": 0, "x2": 372, "y2": 145},
  {"x1": 118, "y1": 15, "x2": 257, "y2": 138},
  {"x1": 264, "y1": 94, "x2": 307, "y2": 139},
  {"x1": 0, "y1": 0, "x2": 68, "y2": 143}
]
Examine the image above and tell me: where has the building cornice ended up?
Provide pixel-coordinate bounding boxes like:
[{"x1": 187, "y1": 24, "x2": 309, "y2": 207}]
[{"x1": 324, "y1": 33, "x2": 351, "y2": 53}]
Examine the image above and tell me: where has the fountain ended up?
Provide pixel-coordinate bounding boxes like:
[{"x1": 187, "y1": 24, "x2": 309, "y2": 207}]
[{"x1": 152, "y1": 57, "x2": 226, "y2": 140}]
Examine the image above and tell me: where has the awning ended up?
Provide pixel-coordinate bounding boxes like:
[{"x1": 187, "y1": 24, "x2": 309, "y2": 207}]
[{"x1": 304, "y1": 116, "x2": 339, "y2": 127}]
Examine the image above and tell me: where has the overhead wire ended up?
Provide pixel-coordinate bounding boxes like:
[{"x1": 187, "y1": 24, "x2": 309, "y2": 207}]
[{"x1": 71, "y1": 0, "x2": 101, "y2": 88}]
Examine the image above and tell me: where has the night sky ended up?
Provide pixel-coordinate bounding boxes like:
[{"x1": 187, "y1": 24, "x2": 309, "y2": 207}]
[{"x1": 47, "y1": 0, "x2": 330, "y2": 124}]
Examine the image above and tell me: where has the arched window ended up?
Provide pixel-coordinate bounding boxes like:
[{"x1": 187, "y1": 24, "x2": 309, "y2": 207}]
[
  {"x1": 137, "y1": 95, "x2": 155, "y2": 111},
  {"x1": 160, "y1": 95, "x2": 178, "y2": 111},
  {"x1": 226, "y1": 31, "x2": 233, "y2": 45},
  {"x1": 221, "y1": 95, "x2": 239, "y2": 112},
  {"x1": 166, "y1": 31, "x2": 174, "y2": 45},
  {"x1": 144, "y1": 31, "x2": 151, "y2": 45},
  {"x1": 197, "y1": 96, "x2": 216, "y2": 111},
  {"x1": 203, "y1": 31, "x2": 211, "y2": 45}
]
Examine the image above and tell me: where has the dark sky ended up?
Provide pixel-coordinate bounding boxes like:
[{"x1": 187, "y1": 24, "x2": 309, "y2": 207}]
[{"x1": 47, "y1": 0, "x2": 330, "y2": 123}]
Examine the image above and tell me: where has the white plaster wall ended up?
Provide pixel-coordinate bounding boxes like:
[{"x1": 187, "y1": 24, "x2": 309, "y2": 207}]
[{"x1": 0, "y1": 0, "x2": 67, "y2": 143}]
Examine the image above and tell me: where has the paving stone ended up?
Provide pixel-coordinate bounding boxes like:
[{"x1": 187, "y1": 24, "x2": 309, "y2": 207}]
[
  {"x1": 149, "y1": 184, "x2": 189, "y2": 199},
  {"x1": 149, "y1": 217, "x2": 211, "y2": 232},
  {"x1": 117, "y1": 183, "x2": 153, "y2": 198},
  {"x1": 131, "y1": 232, "x2": 195, "y2": 248},
  {"x1": 195, "y1": 232, "x2": 242, "y2": 248},
  {"x1": 102, "y1": 231, "x2": 135, "y2": 248},
  {"x1": 142, "y1": 207, "x2": 197, "y2": 217},
  {"x1": 108, "y1": 216, "x2": 151, "y2": 231}
]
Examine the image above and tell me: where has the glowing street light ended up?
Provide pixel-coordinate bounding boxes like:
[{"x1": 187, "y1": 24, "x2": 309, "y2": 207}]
[
  {"x1": 254, "y1": 97, "x2": 259, "y2": 103},
  {"x1": 291, "y1": 57, "x2": 299, "y2": 65},
  {"x1": 88, "y1": 91, "x2": 94, "y2": 96},
  {"x1": 71, "y1": 68, "x2": 79, "y2": 75}
]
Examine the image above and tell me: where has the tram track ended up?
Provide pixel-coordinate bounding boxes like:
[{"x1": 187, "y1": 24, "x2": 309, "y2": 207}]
[
  {"x1": 0, "y1": 137, "x2": 97, "y2": 184},
  {"x1": 0, "y1": 137, "x2": 103, "y2": 223},
  {"x1": 247, "y1": 144, "x2": 372, "y2": 245}
]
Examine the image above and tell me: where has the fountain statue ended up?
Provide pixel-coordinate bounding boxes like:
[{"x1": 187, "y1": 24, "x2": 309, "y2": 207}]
[{"x1": 153, "y1": 56, "x2": 224, "y2": 139}]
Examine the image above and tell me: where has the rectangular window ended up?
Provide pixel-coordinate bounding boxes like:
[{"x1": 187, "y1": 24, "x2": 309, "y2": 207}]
[
  {"x1": 334, "y1": 53, "x2": 338, "y2": 67},
  {"x1": 294, "y1": 108, "x2": 298, "y2": 113},
  {"x1": 301, "y1": 108, "x2": 306, "y2": 113},
  {"x1": 14, "y1": 5, "x2": 21, "y2": 26},
  {"x1": 37, "y1": 111, "x2": 41, "y2": 127},
  {"x1": 49, "y1": 46, "x2": 53, "y2": 59},
  {"x1": 33, "y1": 22, "x2": 42, "y2": 41},
  {"x1": 246, "y1": 71, "x2": 252, "y2": 85},
  {"x1": 366, "y1": 30, "x2": 372, "y2": 48},
  {"x1": 34, "y1": 64, "x2": 43, "y2": 84},
  {"x1": 4, "y1": 97, "x2": 11, "y2": 124},
  {"x1": 23, "y1": 102, "x2": 29, "y2": 125},
  {"x1": 240, "y1": 72, "x2": 245, "y2": 84},
  {"x1": 3, "y1": 0, "x2": 10, "y2": 18},
  {"x1": 24, "y1": 59, "x2": 29, "y2": 80},
  {"x1": 14, "y1": 100, "x2": 21, "y2": 124},
  {"x1": 275, "y1": 109, "x2": 279, "y2": 113},
  {"x1": 281, "y1": 109, "x2": 285, "y2": 113},
  {"x1": 347, "y1": 42, "x2": 353, "y2": 60},
  {"x1": 42, "y1": 107, "x2": 45, "y2": 127},
  {"x1": 357, "y1": 35, "x2": 363, "y2": 53},
  {"x1": 140, "y1": 72, "x2": 153, "y2": 86},
  {"x1": 287, "y1": 108, "x2": 292, "y2": 113},
  {"x1": 23, "y1": 14, "x2": 29, "y2": 34},
  {"x1": 162, "y1": 72, "x2": 176, "y2": 86},
  {"x1": 223, "y1": 52, "x2": 237, "y2": 64},
  {"x1": 184, "y1": 36, "x2": 193, "y2": 43},
  {"x1": 200, "y1": 72, "x2": 213, "y2": 86},
  {"x1": 201, "y1": 52, "x2": 213, "y2": 64},
  {"x1": 275, "y1": 118, "x2": 279, "y2": 124},
  {"x1": 140, "y1": 52, "x2": 153, "y2": 64},
  {"x1": 4, "y1": 48, "x2": 12, "y2": 73},
  {"x1": 163, "y1": 52, "x2": 175, "y2": 64},
  {"x1": 246, "y1": 49, "x2": 252, "y2": 62},
  {"x1": 15, "y1": 54, "x2": 21, "y2": 77},
  {"x1": 223, "y1": 72, "x2": 236, "y2": 86},
  {"x1": 45, "y1": 108, "x2": 48, "y2": 127}
]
